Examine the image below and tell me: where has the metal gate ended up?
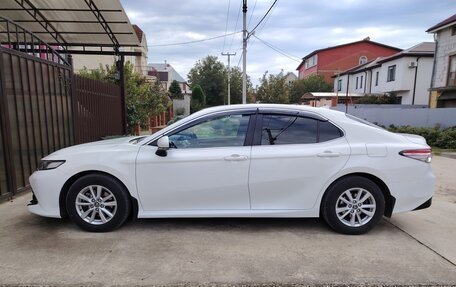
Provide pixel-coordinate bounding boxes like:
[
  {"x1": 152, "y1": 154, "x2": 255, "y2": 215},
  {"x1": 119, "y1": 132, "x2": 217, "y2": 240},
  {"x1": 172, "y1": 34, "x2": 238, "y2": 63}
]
[{"x1": 0, "y1": 17, "x2": 125, "y2": 200}]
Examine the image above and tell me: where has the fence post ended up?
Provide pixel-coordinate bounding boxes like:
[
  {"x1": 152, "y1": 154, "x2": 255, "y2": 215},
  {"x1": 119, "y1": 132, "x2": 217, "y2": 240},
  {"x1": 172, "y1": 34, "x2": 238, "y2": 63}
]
[
  {"x1": 118, "y1": 55, "x2": 127, "y2": 135},
  {"x1": 0, "y1": 50, "x2": 17, "y2": 197},
  {"x1": 67, "y1": 54, "x2": 79, "y2": 145}
]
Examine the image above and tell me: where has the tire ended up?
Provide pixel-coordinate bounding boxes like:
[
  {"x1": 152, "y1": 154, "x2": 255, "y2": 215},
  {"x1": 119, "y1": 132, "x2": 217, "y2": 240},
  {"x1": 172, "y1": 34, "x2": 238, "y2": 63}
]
[
  {"x1": 321, "y1": 176, "x2": 385, "y2": 235},
  {"x1": 66, "y1": 174, "x2": 131, "y2": 232}
]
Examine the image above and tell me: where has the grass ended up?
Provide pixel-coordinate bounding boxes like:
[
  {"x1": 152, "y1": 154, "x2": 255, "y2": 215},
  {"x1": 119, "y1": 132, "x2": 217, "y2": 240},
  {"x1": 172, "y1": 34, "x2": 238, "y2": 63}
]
[{"x1": 431, "y1": 147, "x2": 456, "y2": 155}]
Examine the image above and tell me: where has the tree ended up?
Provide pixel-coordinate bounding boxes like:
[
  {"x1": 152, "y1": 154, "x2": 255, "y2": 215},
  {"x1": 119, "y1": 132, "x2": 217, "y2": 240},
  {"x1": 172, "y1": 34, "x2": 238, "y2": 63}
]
[
  {"x1": 256, "y1": 71, "x2": 289, "y2": 104},
  {"x1": 226, "y1": 67, "x2": 254, "y2": 104},
  {"x1": 190, "y1": 84, "x2": 206, "y2": 113},
  {"x1": 188, "y1": 55, "x2": 226, "y2": 107},
  {"x1": 288, "y1": 74, "x2": 333, "y2": 104},
  {"x1": 168, "y1": 80, "x2": 183, "y2": 99},
  {"x1": 78, "y1": 62, "x2": 171, "y2": 134}
]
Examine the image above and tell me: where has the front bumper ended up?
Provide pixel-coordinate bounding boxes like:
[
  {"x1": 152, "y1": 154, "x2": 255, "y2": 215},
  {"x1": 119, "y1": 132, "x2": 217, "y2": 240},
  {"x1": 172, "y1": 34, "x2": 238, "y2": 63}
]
[{"x1": 27, "y1": 170, "x2": 67, "y2": 218}]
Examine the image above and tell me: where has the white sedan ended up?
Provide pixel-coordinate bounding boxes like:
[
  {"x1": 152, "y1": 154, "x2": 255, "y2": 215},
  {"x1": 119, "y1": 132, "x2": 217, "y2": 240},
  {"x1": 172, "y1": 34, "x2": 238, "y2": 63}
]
[{"x1": 28, "y1": 104, "x2": 435, "y2": 234}]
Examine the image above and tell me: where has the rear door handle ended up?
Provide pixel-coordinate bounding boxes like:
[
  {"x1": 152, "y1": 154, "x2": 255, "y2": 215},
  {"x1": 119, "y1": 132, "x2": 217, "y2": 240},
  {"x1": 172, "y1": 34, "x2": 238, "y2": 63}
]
[
  {"x1": 317, "y1": 151, "x2": 340, "y2": 158},
  {"x1": 224, "y1": 154, "x2": 248, "y2": 161}
]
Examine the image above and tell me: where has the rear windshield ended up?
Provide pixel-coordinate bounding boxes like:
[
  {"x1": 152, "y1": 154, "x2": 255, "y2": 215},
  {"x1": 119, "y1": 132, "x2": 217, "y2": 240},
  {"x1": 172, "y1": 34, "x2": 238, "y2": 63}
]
[{"x1": 345, "y1": 114, "x2": 384, "y2": 130}]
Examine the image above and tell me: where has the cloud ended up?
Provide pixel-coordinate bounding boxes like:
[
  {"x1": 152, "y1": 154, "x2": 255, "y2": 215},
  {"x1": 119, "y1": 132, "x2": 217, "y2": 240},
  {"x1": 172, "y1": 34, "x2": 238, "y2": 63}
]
[{"x1": 120, "y1": 0, "x2": 453, "y2": 85}]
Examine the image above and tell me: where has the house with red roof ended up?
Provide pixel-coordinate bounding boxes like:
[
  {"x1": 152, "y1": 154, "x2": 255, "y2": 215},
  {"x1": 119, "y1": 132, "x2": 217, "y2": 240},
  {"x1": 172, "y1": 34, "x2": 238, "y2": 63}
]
[{"x1": 296, "y1": 38, "x2": 402, "y2": 86}]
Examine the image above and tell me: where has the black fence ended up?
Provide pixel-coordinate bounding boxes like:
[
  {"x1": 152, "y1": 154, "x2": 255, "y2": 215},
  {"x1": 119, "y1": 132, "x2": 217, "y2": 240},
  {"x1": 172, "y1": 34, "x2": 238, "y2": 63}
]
[
  {"x1": 0, "y1": 46, "x2": 73, "y2": 199},
  {"x1": 73, "y1": 75, "x2": 123, "y2": 144}
]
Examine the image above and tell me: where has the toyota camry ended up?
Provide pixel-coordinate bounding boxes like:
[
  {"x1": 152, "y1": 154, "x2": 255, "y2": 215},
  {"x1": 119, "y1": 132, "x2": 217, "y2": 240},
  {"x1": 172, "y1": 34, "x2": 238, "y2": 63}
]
[{"x1": 28, "y1": 104, "x2": 435, "y2": 234}]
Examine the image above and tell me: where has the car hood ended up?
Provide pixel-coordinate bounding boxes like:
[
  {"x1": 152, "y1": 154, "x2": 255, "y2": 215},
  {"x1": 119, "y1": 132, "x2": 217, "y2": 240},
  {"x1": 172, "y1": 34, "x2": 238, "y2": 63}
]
[{"x1": 44, "y1": 136, "x2": 143, "y2": 159}]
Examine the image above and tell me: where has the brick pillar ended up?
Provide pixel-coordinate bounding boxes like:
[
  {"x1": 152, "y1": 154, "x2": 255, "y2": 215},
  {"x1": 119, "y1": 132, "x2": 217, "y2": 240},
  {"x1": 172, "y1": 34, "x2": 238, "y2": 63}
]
[
  {"x1": 134, "y1": 123, "x2": 141, "y2": 136},
  {"x1": 331, "y1": 97, "x2": 337, "y2": 107},
  {"x1": 154, "y1": 116, "x2": 158, "y2": 127}
]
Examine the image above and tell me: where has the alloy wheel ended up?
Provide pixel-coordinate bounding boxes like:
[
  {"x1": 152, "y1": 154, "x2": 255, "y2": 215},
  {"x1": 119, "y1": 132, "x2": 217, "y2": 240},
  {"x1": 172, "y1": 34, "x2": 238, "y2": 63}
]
[
  {"x1": 335, "y1": 187, "x2": 376, "y2": 227},
  {"x1": 75, "y1": 185, "x2": 117, "y2": 225}
]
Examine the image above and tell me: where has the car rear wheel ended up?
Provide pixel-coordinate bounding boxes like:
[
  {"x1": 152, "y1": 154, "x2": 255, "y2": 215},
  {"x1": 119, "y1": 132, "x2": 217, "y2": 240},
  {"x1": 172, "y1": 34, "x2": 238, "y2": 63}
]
[
  {"x1": 66, "y1": 174, "x2": 130, "y2": 232},
  {"x1": 322, "y1": 176, "x2": 385, "y2": 235}
]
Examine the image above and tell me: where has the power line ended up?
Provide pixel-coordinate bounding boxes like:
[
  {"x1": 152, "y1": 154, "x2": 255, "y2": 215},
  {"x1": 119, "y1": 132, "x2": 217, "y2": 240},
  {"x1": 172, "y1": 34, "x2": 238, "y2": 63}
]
[
  {"x1": 229, "y1": 0, "x2": 242, "y2": 51},
  {"x1": 222, "y1": 0, "x2": 231, "y2": 52},
  {"x1": 255, "y1": 0, "x2": 278, "y2": 35},
  {"x1": 247, "y1": 0, "x2": 258, "y2": 28},
  {"x1": 148, "y1": 31, "x2": 242, "y2": 47},
  {"x1": 248, "y1": 0, "x2": 278, "y2": 37},
  {"x1": 252, "y1": 34, "x2": 301, "y2": 62}
]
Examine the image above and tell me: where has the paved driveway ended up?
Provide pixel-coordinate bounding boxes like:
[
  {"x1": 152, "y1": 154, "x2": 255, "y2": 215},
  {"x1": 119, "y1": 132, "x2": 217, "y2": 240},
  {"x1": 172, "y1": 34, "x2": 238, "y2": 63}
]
[{"x1": 0, "y1": 156, "x2": 455, "y2": 286}]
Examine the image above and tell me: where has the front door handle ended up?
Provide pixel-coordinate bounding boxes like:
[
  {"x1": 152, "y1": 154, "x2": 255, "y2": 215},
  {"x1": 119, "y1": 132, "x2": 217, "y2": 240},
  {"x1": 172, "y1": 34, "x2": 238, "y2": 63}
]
[
  {"x1": 224, "y1": 154, "x2": 248, "y2": 161},
  {"x1": 317, "y1": 151, "x2": 340, "y2": 158}
]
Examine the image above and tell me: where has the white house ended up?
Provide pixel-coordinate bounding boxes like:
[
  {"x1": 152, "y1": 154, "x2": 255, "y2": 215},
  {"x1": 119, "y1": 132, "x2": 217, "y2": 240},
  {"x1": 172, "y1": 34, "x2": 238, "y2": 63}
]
[
  {"x1": 334, "y1": 42, "x2": 435, "y2": 105},
  {"x1": 147, "y1": 62, "x2": 191, "y2": 116},
  {"x1": 284, "y1": 72, "x2": 298, "y2": 85},
  {"x1": 426, "y1": 13, "x2": 456, "y2": 108}
]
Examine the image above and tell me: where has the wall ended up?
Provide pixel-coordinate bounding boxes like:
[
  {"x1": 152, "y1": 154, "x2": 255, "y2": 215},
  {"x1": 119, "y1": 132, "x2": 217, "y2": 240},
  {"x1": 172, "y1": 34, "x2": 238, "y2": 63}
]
[
  {"x1": 172, "y1": 94, "x2": 191, "y2": 116},
  {"x1": 331, "y1": 104, "x2": 456, "y2": 128},
  {"x1": 414, "y1": 57, "x2": 434, "y2": 105},
  {"x1": 433, "y1": 27, "x2": 456, "y2": 88}
]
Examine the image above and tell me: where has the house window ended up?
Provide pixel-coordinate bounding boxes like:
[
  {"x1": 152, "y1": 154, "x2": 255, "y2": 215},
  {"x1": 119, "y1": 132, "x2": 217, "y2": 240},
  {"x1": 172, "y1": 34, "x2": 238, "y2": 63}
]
[
  {"x1": 448, "y1": 55, "x2": 456, "y2": 87},
  {"x1": 359, "y1": 56, "x2": 368, "y2": 65},
  {"x1": 375, "y1": 71, "x2": 379, "y2": 86},
  {"x1": 305, "y1": 54, "x2": 318, "y2": 69},
  {"x1": 337, "y1": 79, "x2": 342, "y2": 91},
  {"x1": 452, "y1": 26, "x2": 456, "y2": 36},
  {"x1": 360, "y1": 75, "x2": 363, "y2": 89},
  {"x1": 387, "y1": 65, "x2": 396, "y2": 82},
  {"x1": 356, "y1": 77, "x2": 359, "y2": 89}
]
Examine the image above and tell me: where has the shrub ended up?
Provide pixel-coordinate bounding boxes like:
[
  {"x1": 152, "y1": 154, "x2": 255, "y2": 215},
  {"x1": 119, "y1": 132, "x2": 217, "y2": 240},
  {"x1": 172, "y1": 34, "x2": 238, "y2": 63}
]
[{"x1": 387, "y1": 126, "x2": 456, "y2": 149}]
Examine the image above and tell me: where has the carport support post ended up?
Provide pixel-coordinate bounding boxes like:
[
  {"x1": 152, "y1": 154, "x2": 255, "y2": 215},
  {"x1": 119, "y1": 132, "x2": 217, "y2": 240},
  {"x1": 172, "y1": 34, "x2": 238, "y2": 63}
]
[{"x1": 119, "y1": 55, "x2": 127, "y2": 135}]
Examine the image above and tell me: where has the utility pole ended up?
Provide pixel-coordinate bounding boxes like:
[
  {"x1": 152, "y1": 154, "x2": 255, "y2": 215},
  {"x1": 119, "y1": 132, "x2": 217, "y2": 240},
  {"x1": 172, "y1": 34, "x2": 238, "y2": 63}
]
[
  {"x1": 242, "y1": 0, "x2": 247, "y2": 104},
  {"x1": 221, "y1": 52, "x2": 236, "y2": 105}
]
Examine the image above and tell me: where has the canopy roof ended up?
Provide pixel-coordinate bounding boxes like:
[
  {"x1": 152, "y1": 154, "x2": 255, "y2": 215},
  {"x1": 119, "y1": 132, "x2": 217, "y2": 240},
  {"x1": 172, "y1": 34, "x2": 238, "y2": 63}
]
[{"x1": 0, "y1": 0, "x2": 139, "y2": 53}]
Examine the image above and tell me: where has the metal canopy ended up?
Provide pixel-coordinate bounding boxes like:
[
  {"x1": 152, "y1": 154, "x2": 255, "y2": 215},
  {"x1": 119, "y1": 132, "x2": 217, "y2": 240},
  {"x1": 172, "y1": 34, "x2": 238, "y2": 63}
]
[{"x1": 0, "y1": 0, "x2": 140, "y2": 54}]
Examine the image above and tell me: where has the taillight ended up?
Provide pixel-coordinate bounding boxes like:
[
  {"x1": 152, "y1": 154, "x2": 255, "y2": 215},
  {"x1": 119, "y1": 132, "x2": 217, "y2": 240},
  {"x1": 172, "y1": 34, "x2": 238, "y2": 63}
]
[{"x1": 399, "y1": 148, "x2": 432, "y2": 163}]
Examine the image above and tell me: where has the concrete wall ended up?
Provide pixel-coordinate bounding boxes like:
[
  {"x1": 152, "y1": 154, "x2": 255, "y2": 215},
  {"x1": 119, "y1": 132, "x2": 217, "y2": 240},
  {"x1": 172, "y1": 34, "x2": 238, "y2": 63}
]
[
  {"x1": 331, "y1": 104, "x2": 456, "y2": 128},
  {"x1": 433, "y1": 27, "x2": 456, "y2": 88},
  {"x1": 173, "y1": 94, "x2": 191, "y2": 116}
]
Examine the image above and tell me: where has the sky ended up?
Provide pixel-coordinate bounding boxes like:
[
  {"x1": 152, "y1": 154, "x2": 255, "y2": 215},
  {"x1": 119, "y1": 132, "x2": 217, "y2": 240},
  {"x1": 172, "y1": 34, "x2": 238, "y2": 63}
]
[{"x1": 121, "y1": 0, "x2": 454, "y2": 86}]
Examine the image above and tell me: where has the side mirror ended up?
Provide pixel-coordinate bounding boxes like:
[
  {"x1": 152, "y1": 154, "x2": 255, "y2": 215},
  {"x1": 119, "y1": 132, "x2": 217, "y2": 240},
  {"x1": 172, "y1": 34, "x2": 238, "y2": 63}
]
[{"x1": 155, "y1": 136, "x2": 170, "y2": 157}]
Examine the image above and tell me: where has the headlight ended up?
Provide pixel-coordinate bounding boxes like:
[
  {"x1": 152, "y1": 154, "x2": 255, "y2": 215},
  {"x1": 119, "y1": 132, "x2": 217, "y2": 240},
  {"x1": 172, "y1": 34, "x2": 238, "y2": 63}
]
[{"x1": 37, "y1": 160, "x2": 66, "y2": 170}]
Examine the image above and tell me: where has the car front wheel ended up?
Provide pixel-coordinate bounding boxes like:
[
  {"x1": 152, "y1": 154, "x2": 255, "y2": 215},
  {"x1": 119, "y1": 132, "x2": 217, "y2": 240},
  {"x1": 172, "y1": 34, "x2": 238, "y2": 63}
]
[
  {"x1": 322, "y1": 176, "x2": 385, "y2": 235},
  {"x1": 66, "y1": 174, "x2": 131, "y2": 232}
]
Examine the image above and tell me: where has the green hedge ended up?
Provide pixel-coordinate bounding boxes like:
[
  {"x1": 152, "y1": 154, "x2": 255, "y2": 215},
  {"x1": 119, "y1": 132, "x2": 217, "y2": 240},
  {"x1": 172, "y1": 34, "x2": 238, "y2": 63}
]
[{"x1": 387, "y1": 125, "x2": 456, "y2": 149}]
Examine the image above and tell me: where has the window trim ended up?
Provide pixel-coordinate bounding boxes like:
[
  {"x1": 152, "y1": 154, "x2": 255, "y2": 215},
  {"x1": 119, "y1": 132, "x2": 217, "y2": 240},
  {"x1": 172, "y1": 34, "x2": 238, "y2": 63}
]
[
  {"x1": 447, "y1": 54, "x2": 456, "y2": 87},
  {"x1": 387, "y1": 65, "x2": 396, "y2": 82},
  {"x1": 148, "y1": 109, "x2": 258, "y2": 147},
  {"x1": 252, "y1": 113, "x2": 344, "y2": 146}
]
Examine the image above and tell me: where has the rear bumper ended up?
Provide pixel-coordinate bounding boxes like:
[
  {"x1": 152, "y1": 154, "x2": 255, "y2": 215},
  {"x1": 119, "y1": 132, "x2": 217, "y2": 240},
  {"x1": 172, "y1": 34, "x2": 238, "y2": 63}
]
[{"x1": 413, "y1": 197, "x2": 432, "y2": 211}]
